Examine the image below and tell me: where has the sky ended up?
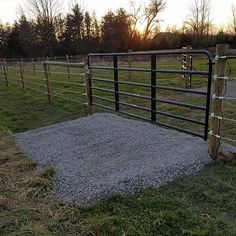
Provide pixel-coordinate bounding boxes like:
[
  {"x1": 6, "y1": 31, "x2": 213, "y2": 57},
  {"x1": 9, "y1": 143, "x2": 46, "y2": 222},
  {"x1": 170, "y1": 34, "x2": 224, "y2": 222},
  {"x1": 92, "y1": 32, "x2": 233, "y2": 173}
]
[{"x1": 0, "y1": 0, "x2": 234, "y2": 30}]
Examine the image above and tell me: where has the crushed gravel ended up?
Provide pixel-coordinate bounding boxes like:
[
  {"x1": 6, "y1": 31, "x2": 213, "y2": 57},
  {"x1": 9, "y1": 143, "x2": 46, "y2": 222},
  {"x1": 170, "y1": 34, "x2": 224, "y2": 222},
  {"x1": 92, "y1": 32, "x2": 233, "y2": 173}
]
[{"x1": 15, "y1": 113, "x2": 213, "y2": 205}]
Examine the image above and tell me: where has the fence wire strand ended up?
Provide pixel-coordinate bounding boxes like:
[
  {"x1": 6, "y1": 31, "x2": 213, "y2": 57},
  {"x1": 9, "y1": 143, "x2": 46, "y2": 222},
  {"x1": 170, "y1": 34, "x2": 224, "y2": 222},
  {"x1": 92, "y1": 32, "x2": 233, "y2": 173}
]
[{"x1": 211, "y1": 58, "x2": 236, "y2": 149}]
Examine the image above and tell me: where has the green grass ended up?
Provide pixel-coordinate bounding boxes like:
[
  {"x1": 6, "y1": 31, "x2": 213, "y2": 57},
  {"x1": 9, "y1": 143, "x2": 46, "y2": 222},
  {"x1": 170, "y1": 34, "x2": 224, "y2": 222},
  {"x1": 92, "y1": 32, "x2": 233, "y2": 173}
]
[
  {"x1": 80, "y1": 162, "x2": 236, "y2": 235},
  {"x1": 0, "y1": 58, "x2": 236, "y2": 235},
  {"x1": 0, "y1": 65, "x2": 86, "y2": 132}
]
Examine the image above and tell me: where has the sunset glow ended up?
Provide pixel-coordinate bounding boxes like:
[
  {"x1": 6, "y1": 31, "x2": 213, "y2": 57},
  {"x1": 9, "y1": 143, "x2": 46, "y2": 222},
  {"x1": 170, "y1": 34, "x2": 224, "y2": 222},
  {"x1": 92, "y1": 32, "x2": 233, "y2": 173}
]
[{"x1": 0, "y1": 0, "x2": 234, "y2": 30}]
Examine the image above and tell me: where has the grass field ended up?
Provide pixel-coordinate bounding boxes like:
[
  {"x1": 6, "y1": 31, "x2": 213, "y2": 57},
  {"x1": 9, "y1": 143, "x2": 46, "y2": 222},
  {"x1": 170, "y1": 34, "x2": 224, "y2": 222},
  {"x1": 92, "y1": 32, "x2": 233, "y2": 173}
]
[{"x1": 0, "y1": 55, "x2": 236, "y2": 235}]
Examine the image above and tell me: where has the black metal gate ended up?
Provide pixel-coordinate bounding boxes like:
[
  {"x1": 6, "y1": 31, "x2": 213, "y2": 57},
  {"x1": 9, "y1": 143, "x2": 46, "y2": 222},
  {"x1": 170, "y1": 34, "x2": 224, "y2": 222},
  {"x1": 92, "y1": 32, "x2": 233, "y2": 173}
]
[{"x1": 88, "y1": 49, "x2": 213, "y2": 140}]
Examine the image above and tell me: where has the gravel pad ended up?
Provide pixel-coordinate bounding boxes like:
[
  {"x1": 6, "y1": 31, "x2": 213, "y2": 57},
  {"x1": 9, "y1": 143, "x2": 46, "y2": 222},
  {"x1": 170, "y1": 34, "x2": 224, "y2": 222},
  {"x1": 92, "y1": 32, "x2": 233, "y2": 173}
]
[{"x1": 15, "y1": 113, "x2": 211, "y2": 205}]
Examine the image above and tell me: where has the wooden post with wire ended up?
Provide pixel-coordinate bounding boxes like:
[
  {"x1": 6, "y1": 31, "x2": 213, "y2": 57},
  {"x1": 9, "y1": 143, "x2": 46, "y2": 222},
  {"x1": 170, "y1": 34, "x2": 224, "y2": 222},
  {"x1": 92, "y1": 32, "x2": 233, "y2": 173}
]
[
  {"x1": 181, "y1": 45, "x2": 192, "y2": 88},
  {"x1": 208, "y1": 44, "x2": 228, "y2": 158},
  {"x1": 66, "y1": 54, "x2": 71, "y2": 79},
  {"x1": 85, "y1": 66, "x2": 92, "y2": 114},
  {"x1": 21, "y1": 57, "x2": 24, "y2": 73},
  {"x1": 3, "y1": 59, "x2": 8, "y2": 87},
  {"x1": 20, "y1": 62, "x2": 25, "y2": 92},
  {"x1": 43, "y1": 62, "x2": 52, "y2": 103},
  {"x1": 46, "y1": 56, "x2": 51, "y2": 76},
  {"x1": 128, "y1": 49, "x2": 132, "y2": 81},
  {"x1": 32, "y1": 58, "x2": 36, "y2": 75},
  {"x1": 185, "y1": 45, "x2": 192, "y2": 88},
  {"x1": 4, "y1": 58, "x2": 8, "y2": 71}
]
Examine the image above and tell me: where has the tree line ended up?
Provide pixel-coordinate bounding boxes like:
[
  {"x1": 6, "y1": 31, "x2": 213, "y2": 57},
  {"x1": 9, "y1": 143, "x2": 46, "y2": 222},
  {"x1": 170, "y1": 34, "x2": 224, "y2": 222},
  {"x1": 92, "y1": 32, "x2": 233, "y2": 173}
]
[{"x1": 0, "y1": 0, "x2": 236, "y2": 58}]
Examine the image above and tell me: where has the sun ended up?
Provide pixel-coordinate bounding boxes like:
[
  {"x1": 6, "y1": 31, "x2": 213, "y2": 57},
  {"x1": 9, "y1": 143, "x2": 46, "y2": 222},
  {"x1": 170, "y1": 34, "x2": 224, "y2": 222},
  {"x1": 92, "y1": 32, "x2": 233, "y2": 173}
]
[{"x1": 135, "y1": 21, "x2": 145, "y2": 33}]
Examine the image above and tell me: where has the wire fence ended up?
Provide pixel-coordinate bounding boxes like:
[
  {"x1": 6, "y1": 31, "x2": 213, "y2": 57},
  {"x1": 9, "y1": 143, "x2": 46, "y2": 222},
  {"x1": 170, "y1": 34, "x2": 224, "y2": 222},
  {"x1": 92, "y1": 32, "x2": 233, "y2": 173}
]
[
  {"x1": 0, "y1": 59, "x2": 87, "y2": 110},
  {"x1": 0, "y1": 54, "x2": 87, "y2": 63}
]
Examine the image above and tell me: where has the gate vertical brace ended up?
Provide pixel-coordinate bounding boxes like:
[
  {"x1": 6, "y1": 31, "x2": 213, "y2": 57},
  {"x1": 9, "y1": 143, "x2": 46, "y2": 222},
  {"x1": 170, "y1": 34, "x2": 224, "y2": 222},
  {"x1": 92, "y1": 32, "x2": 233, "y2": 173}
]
[
  {"x1": 204, "y1": 60, "x2": 213, "y2": 141},
  {"x1": 151, "y1": 54, "x2": 157, "y2": 122},
  {"x1": 114, "y1": 55, "x2": 119, "y2": 111}
]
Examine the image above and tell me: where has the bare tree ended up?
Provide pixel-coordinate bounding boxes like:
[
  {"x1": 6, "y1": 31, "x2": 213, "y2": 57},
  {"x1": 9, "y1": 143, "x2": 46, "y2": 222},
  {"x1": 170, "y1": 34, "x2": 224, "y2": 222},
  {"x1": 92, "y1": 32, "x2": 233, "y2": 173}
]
[
  {"x1": 230, "y1": 4, "x2": 236, "y2": 36},
  {"x1": 143, "y1": 0, "x2": 166, "y2": 39},
  {"x1": 129, "y1": 0, "x2": 142, "y2": 33},
  {"x1": 26, "y1": 0, "x2": 62, "y2": 24},
  {"x1": 185, "y1": 0, "x2": 212, "y2": 36},
  {"x1": 129, "y1": 0, "x2": 166, "y2": 39},
  {"x1": 24, "y1": 0, "x2": 62, "y2": 56}
]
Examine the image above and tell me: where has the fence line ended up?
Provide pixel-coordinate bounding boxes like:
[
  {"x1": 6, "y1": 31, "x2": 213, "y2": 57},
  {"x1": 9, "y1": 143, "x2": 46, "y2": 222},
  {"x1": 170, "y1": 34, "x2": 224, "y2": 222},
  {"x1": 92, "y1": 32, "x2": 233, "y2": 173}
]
[
  {"x1": 0, "y1": 59, "x2": 86, "y2": 107},
  {"x1": 1, "y1": 48, "x2": 235, "y2": 159},
  {"x1": 0, "y1": 54, "x2": 86, "y2": 64}
]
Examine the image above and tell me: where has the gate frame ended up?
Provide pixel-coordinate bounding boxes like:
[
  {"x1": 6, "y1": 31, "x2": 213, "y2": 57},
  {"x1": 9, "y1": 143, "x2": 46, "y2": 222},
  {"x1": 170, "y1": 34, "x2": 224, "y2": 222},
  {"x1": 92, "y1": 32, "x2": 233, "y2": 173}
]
[{"x1": 87, "y1": 49, "x2": 213, "y2": 140}]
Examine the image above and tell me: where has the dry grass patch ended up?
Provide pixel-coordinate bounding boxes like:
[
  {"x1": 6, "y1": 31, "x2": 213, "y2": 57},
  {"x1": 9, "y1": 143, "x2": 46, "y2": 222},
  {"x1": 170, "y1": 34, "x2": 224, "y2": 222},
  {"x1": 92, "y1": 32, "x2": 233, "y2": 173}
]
[{"x1": 0, "y1": 135, "x2": 83, "y2": 235}]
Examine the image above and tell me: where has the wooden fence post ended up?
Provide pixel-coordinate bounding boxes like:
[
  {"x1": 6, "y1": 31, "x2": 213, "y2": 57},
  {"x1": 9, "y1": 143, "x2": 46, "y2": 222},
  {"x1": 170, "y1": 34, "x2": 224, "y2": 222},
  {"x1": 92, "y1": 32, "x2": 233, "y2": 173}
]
[
  {"x1": 185, "y1": 45, "x2": 192, "y2": 88},
  {"x1": 3, "y1": 59, "x2": 8, "y2": 87},
  {"x1": 32, "y1": 58, "x2": 36, "y2": 75},
  {"x1": 46, "y1": 57, "x2": 51, "y2": 76},
  {"x1": 66, "y1": 54, "x2": 71, "y2": 79},
  {"x1": 208, "y1": 44, "x2": 228, "y2": 158},
  {"x1": 21, "y1": 57, "x2": 24, "y2": 73},
  {"x1": 12, "y1": 58, "x2": 16, "y2": 70},
  {"x1": 128, "y1": 49, "x2": 132, "y2": 81},
  {"x1": 43, "y1": 62, "x2": 52, "y2": 103},
  {"x1": 20, "y1": 62, "x2": 25, "y2": 92},
  {"x1": 85, "y1": 66, "x2": 92, "y2": 114},
  {"x1": 4, "y1": 58, "x2": 8, "y2": 71}
]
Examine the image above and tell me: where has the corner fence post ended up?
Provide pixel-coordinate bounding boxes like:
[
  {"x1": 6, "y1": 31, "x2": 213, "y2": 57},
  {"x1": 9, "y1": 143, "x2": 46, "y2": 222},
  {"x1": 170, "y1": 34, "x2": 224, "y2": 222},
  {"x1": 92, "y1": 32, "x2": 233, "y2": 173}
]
[
  {"x1": 114, "y1": 55, "x2": 119, "y2": 111},
  {"x1": 208, "y1": 44, "x2": 228, "y2": 158},
  {"x1": 85, "y1": 66, "x2": 92, "y2": 114},
  {"x1": 20, "y1": 62, "x2": 25, "y2": 92},
  {"x1": 3, "y1": 59, "x2": 8, "y2": 87},
  {"x1": 43, "y1": 62, "x2": 52, "y2": 103},
  {"x1": 151, "y1": 54, "x2": 157, "y2": 122}
]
